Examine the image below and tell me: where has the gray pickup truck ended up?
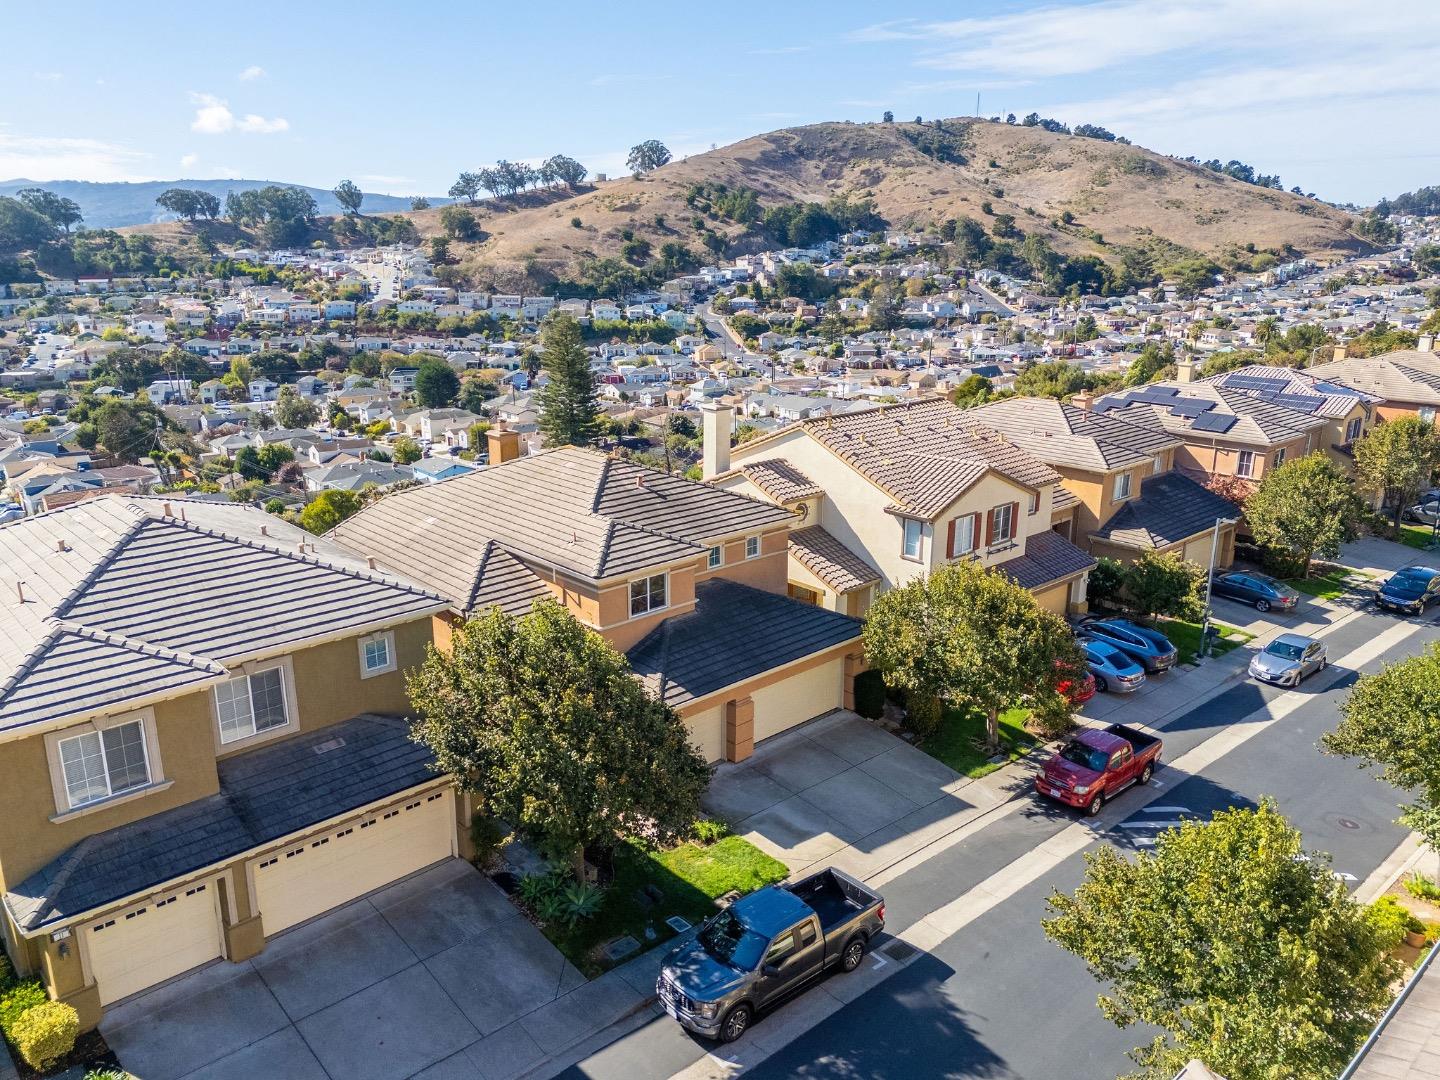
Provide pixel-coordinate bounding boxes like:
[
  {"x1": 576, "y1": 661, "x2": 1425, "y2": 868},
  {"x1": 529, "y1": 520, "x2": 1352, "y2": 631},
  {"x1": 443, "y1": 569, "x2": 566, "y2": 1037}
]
[{"x1": 657, "y1": 867, "x2": 885, "y2": 1042}]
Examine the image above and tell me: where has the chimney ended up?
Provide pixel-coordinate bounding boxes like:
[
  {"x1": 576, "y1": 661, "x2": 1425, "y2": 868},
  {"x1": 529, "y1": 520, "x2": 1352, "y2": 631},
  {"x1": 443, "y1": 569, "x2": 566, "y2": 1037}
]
[
  {"x1": 1420, "y1": 334, "x2": 1436, "y2": 354},
  {"x1": 486, "y1": 427, "x2": 522, "y2": 465},
  {"x1": 701, "y1": 403, "x2": 734, "y2": 480},
  {"x1": 1174, "y1": 357, "x2": 1197, "y2": 384},
  {"x1": 1071, "y1": 389, "x2": 1094, "y2": 412},
  {"x1": 1332, "y1": 344, "x2": 1348, "y2": 362}
]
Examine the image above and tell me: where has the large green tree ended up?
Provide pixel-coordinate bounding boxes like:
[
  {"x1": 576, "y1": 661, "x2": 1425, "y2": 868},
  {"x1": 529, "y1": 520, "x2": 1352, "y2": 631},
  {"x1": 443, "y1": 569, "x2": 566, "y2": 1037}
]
[
  {"x1": 626, "y1": 140, "x2": 672, "y2": 175},
  {"x1": 332, "y1": 179, "x2": 364, "y2": 216},
  {"x1": 537, "y1": 313, "x2": 600, "y2": 447},
  {"x1": 16, "y1": 187, "x2": 82, "y2": 234},
  {"x1": 274, "y1": 385, "x2": 320, "y2": 429},
  {"x1": 1044, "y1": 801, "x2": 1400, "y2": 1080},
  {"x1": 407, "y1": 601, "x2": 710, "y2": 879},
  {"x1": 1123, "y1": 549, "x2": 1205, "y2": 623},
  {"x1": 1354, "y1": 416, "x2": 1440, "y2": 535},
  {"x1": 92, "y1": 399, "x2": 168, "y2": 463},
  {"x1": 413, "y1": 356, "x2": 460, "y2": 408},
  {"x1": 1324, "y1": 642, "x2": 1440, "y2": 848},
  {"x1": 863, "y1": 560, "x2": 1082, "y2": 752},
  {"x1": 1243, "y1": 453, "x2": 1364, "y2": 576},
  {"x1": 299, "y1": 489, "x2": 361, "y2": 534}
]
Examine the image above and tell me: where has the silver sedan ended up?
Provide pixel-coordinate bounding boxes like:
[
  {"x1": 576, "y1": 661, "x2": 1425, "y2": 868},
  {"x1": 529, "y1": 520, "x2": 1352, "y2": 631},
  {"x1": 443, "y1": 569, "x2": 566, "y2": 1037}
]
[{"x1": 1248, "y1": 633, "x2": 1328, "y2": 687}]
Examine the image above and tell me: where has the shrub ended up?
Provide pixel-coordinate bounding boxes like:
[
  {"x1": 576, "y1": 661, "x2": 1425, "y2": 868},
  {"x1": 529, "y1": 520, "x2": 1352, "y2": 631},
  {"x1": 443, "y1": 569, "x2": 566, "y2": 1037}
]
[
  {"x1": 10, "y1": 1000, "x2": 79, "y2": 1072},
  {"x1": 1086, "y1": 557, "x2": 1126, "y2": 610},
  {"x1": 906, "y1": 693, "x2": 943, "y2": 740},
  {"x1": 559, "y1": 882, "x2": 605, "y2": 925},
  {"x1": 853, "y1": 669, "x2": 886, "y2": 719},
  {"x1": 469, "y1": 813, "x2": 507, "y2": 867},
  {"x1": 0, "y1": 951, "x2": 14, "y2": 992},
  {"x1": 517, "y1": 870, "x2": 566, "y2": 910},
  {"x1": 263, "y1": 497, "x2": 285, "y2": 514},
  {"x1": 692, "y1": 818, "x2": 731, "y2": 845},
  {"x1": 571, "y1": 217, "x2": 582, "y2": 228},
  {"x1": 0, "y1": 980, "x2": 47, "y2": 1036},
  {"x1": 85, "y1": 1071, "x2": 128, "y2": 1080},
  {"x1": 1407, "y1": 873, "x2": 1440, "y2": 902},
  {"x1": 534, "y1": 891, "x2": 569, "y2": 924},
  {"x1": 1368, "y1": 895, "x2": 1420, "y2": 949}
]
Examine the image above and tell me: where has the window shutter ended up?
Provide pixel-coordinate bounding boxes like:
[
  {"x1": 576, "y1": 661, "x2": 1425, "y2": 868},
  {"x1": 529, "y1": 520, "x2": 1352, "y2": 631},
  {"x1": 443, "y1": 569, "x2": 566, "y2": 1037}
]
[
  {"x1": 946, "y1": 518, "x2": 957, "y2": 558},
  {"x1": 985, "y1": 508, "x2": 995, "y2": 545},
  {"x1": 971, "y1": 513, "x2": 981, "y2": 552},
  {"x1": 1010, "y1": 502, "x2": 1019, "y2": 536}
]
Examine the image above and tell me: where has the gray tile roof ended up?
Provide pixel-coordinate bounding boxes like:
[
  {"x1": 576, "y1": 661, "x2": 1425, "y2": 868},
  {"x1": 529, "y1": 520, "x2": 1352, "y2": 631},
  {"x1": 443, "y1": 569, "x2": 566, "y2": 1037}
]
[
  {"x1": 995, "y1": 530, "x2": 1097, "y2": 592},
  {"x1": 1091, "y1": 472, "x2": 1240, "y2": 550},
  {"x1": 1200, "y1": 364, "x2": 1380, "y2": 417},
  {"x1": 0, "y1": 497, "x2": 447, "y2": 734},
  {"x1": 331, "y1": 448, "x2": 795, "y2": 604},
  {"x1": 1092, "y1": 381, "x2": 1331, "y2": 446},
  {"x1": 1307, "y1": 354, "x2": 1440, "y2": 407},
  {"x1": 967, "y1": 397, "x2": 1180, "y2": 471},
  {"x1": 788, "y1": 526, "x2": 880, "y2": 594},
  {"x1": 627, "y1": 578, "x2": 862, "y2": 709},
  {"x1": 4, "y1": 714, "x2": 438, "y2": 932}
]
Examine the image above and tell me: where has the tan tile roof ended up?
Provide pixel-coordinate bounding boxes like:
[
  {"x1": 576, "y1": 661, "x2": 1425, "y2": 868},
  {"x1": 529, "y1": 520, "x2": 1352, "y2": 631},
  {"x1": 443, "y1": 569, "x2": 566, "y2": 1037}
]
[
  {"x1": 1200, "y1": 363, "x2": 1381, "y2": 417},
  {"x1": 1307, "y1": 355, "x2": 1440, "y2": 407},
  {"x1": 968, "y1": 397, "x2": 1180, "y2": 471},
  {"x1": 1093, "y1": 381, "x2": 1331, "y2": 446},
  {"x1": 740, "y1": 459, "x2": 823, "y2": 503},
  {"x1": 789, "y1": 525, "x2": 880, "y2": 594}
]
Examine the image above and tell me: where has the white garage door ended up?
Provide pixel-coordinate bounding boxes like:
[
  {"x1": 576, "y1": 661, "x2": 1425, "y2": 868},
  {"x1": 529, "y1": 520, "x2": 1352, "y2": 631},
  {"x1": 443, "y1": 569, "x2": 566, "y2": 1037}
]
[
  {"x1": 750, "y1": 658, "x2": 845, "y2": 743},
  {"x1": 253, "y1": 789, "x2": 454, "y2": 936},
  {"x1": 86, "y1": 881, "x2": 223, "y2": 1006}
]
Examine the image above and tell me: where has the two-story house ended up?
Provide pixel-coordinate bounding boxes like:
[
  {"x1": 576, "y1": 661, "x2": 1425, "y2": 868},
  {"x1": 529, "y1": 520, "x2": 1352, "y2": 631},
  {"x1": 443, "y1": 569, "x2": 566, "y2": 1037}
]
[
  {"x1": 702, "y1": 398, "x2": 1097, "y2": 619},
  {"x1": 331, "y1": 431, "x2": 865, "y2": 768},
  {"x1": 0, "y1": 497, "x2": 452, "y2": 1030},
  {"x1": 1307, "y1": 338, "x2": 1440, "y2": 423}
]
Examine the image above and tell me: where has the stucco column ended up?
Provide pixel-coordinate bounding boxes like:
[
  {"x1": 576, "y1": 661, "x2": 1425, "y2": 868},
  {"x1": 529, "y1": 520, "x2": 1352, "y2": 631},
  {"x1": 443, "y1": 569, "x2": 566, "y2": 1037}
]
[
  {"x1": 219, "y1": 863, "x2": 265, "y2": 963},
  {"x1": 41, "y1": 935, "x2": 102, "y2": 1031},
  {"x1": 1069, "y1": 573, "x2": 1090, "y2": 615},
  {"x1": 842, "y1": 652, "x2": 868, "y2": 711},
  {"x1": 725, "y1": 697, "x2": 754, "y2": 762}
]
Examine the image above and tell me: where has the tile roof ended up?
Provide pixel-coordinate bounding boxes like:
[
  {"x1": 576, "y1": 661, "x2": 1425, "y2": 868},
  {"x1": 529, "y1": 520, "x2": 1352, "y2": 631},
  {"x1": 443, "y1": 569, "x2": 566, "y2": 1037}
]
[
  {"x1": 331, "y1": 448, "x2": 796, "y2": 605},
  {"x1": 1092, "y1": 381, "x2": 1331, "y2": 446},
  {"x1": 4, "y1": 714, "x2": 438, "y2": 932},
  {"x1": 1200, "y1": 364, "x2": 1380, "y2": 417},
  {"x1": 0, "y1": 497, "x2": 446, "y2": 734},
  {"x1": 995, "y1": 530, "x2": 1097, "y2": 592},
  {"x1": 626, "y1": 578, "x2": 862, "y2": 709},
  {"x1": 788, "y1": 525, "x2": 880, "y2": 594},
  {"x1": 740, "y1": 459, "x2": 823, "y2": 503},
  {"x1": 1307, "y1": 355, "x2": 1440, "y2": 407},
  {"x1": 758, "y1": 398, "x2": 1059, "y2": 520},
  {"x1": 967, "y1": 397, "x2": 1180, "y2": 471},
  {"x1": 1091, "y1": 472, "x2": 1241, "y2": 550}
]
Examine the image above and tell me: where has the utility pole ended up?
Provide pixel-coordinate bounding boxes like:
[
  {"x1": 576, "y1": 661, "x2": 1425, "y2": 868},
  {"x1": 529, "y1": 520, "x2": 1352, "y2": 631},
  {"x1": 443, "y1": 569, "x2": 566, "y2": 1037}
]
[
  {"x1": 1199, "y1": 515, "x2": 1237, "y2": 658},
  {"x1": 975, "y1": 92, "x2": 981, "y2": 117}
]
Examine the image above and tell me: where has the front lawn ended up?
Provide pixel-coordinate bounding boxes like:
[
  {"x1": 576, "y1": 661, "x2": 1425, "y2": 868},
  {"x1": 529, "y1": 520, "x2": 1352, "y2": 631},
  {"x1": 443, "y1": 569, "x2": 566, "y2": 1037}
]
[
  {"x1": 1283, "y1": 567, "x2": 1358, "y2": 600},
  {"x1": 537, "y1": 836, "x2": 788, "y2": 977},
  {"x1": 922, "y1": 705, "x2": 1036, "y2": 779},
  {"x1": 1156, "y1": 617, "x2": 1254, "y2": 666},
  {"x1": 1399, "y1": 524, "x2": 1439, "y2": 551}
]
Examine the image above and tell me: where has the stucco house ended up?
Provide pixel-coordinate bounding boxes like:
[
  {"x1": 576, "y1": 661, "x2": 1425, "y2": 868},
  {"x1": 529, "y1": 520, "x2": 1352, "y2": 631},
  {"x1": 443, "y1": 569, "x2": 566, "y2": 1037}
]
[{"x1": 1307, "y1": 338, "x2": 1440, "y2": 423}]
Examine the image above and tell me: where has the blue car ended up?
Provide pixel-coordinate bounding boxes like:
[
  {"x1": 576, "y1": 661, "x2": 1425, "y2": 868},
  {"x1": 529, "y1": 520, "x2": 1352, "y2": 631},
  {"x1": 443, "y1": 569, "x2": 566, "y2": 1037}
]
[
  {"x1": 1081, "y1": 640, "x2": 1147, "y2": 694},
  {"x1": 1209, "y1": 571, "x2": 1299, "y2": 613},
  {"x1": 1081, "y1": 619, "x2": 1178, "y2": 673},
  {"x1": 1377, "y1": 566, "x2": 1440, "y2": 615}
]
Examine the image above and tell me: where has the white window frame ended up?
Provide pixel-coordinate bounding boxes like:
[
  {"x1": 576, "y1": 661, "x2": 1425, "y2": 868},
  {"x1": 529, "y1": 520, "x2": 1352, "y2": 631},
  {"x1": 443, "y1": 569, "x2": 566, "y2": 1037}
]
[
  {"x1": 629, "y1": 572, "x2": 668, "y2": 618},
  {"x1": 991, "y1": 503, "x2": 1015, "y2": 544},
  {"x1": 1113, "y1": 472, "x2": 1133, "y2": 502},
  {"x1": 56, "y1": 719, "x2": 151, "y2": 810},
  {"x1": 46, "y1": 710, "x2": 164, "y2": 816},
  {"x1": 1236, "y1": 450, "x2": 1255, "y2": 478},
  {"x1": 358, "y1": 630, "x2": 397, "y2": 679},
  {"x1": 950, "y1": 513, "x2": 977, "y2": 558},
  {"x1": 1345, "y1": 417, "x2": 1363, "y2": 443},
  {"x1": 707, "y1": 545, "x2": 722, "y2": 569},
  {"x1": 1027, "y1": 492, "x2": 1039, "y2": 515},
  {"x1": 1272, "y1": 447, "x2": 1286, "y2": 468},
  {"x1": 745, "y1": 535, "x2": 761, "y2": 559},
  {"x1": 214, "y1": 661, "x2": 295, "y2": 748},
  {"x1": 1153, "y1": 456, "x2": 1164, "y2": 475},
  {"x1": 901, "y1": 518, "x2": 923, "y2": 561},
  {"x1": 1423, "y1": 407, "x2": 1437, "y2": 423}
]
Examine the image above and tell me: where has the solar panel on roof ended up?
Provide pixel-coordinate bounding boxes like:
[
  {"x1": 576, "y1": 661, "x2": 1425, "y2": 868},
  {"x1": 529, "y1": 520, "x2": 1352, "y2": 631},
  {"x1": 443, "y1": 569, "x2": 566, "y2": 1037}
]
[
  {"x1": 1313, "y1": 382, "x2": 1359, "y2": 396},
  {"x1": 1170, "y1": 399, "x2": 1215, "y2": 417},
  {"x1": 1226, "y1": 375, "x2": 1289, "y2": 391},
  {"x1": 1191, "y1": 412, "x2": 1238, "y2": 434},
  {"x1": 1269, "y1": 393, "x2": 1322, "y2": 413}
]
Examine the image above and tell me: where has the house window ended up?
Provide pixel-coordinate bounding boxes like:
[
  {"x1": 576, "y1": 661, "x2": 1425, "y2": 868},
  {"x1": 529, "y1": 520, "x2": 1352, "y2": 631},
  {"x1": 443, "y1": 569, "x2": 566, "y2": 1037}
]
[
  {"x1": 901, "y1": 518, "x2": 923, "y2": 560},
  {"x1": 58, "y1": 721, "x2": 150, "y2": 808},
  {"x1": 788, "y1": 583, "x2": 821, "y2": 605},
  {"x1": 1345, "y1": 417, "x2": 1363, "y2": 443},
  {"x1": 990, "y1": 503, "x2": 1015, "y2": 544},
  {"x1": 629, "y1": 573, "x2": 668, "y2": 617},
  {"x1": 1027, "y1": 492, "x2": 1039, "y2": 515},
  {"x1": 1153, "y1": 456, "x2": 1164, "y2": 475},
  {"x1": 359, "y1": 631, "x2": 396, "y2": 678},
  {"x1": 745, "y1": 536, "x2": 761, "y2": 559},
  {"x1": 1422, "y1": 408, "x2": 1437, "y2": 423},
  {"x1": 948, "y1": 513, "x2": 978, "y2": 558},
  {"x1": 1113, "y1": 472, "x2": 1133, "y2": 502},
  {"x1": 1272, "y1": 447, "x2": 1286, "y2": 469},
  {"x1": 215, "y1": 668, "x2": 290, "y2": 744},
  {"x1": 1236, "y1": 450, "x2": 1255, "y2": 478},
  {"x1": 707, "y1": 546, "x2": 722, "y2": 569}
]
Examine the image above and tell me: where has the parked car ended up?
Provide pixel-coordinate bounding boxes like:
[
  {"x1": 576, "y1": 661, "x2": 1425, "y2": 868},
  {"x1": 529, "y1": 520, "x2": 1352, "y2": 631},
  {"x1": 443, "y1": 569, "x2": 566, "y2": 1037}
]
[
  {"x1": 1035, "y1": 722, "x2": 1163, "y2": 816},
  {"x1": 1377, "y1": 565, "x2": 1440, "y2": 615},
  {"x1": 1209, "y1": 571, "x2": 1300, "y2": 613},
  {"x1": 1056, "y1": 665, "x2": 1096, "y2": 706},
  {"x1": 658, "y1": 868, "x2": 884, "y2": 1043},
  {"x1": 1081, "y1": 639, "x2": 1147, "y2": 693},
  {"x1": 1402, "y1": 498, "x2": 1440, "y2": 526},
  {"x1": 1080, "y1": 618, "x2": 1178, "y2": 673},
  {"x1": 1248, "y1": 632, "x2": 1328, "y2": 687}
]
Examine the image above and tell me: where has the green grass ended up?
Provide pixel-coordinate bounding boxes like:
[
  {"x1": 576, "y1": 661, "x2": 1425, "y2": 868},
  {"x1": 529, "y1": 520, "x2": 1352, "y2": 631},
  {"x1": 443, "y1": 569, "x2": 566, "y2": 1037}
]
[
  {"x1": 1156, "y1": 617, "x2": 1254, "y2": 666},
  {"x1": 1399, "y1": 524, "x2": 1439, "y2": 551},
  {"x1": 1283, "y1": 568, "x2": 1356, "y2": 600},
  {"x1": 922, "y1": 705, "x2": 1036, "y2": 779},
  {"x1": 538, "y1": 836, "x2": 788, "y2": 977}
]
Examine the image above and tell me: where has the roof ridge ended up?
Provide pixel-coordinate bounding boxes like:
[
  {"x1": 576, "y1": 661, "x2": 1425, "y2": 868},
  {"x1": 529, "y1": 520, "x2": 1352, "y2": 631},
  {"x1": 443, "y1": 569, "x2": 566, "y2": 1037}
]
[
  {"x1": 465, "y1": 540, "x2": 497, "y2": 613},
  {"x1": 0, "y1": 624, "x2": 67, "y2": 709},
  {"x1": 591, "y1": 455, "x2": 614, "y2": 514},
  {"x1": 50, "y1": 619, "x2": 229, "y2": 674}
]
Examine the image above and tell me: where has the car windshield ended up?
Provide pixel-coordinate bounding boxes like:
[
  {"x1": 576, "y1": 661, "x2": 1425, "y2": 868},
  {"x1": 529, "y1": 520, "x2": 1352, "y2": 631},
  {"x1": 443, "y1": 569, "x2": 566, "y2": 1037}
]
[
  {"x1": 1059, "y1": 741, "x2": 1109, "y2": 773},
  {"x1": 1264, "y1": 640, "x2": 1305, "y2": 661},
  {"x1": 1389, "y1": 573, "x2": 1429, "y2": 596},
  {"x1": 698, "y1": 909, "x2": 768, "y2": 971}
]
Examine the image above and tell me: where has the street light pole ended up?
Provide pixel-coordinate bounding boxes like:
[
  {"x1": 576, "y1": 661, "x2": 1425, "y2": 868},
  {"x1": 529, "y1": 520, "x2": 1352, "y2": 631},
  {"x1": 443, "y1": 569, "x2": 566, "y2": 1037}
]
[{"x1": 1199, "y1": 515, "x2": 1236, "y2": 659}]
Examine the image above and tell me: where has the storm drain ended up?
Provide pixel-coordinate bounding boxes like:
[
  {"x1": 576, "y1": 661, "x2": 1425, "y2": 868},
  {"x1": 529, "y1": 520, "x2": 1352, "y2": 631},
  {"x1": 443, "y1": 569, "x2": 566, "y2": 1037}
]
[{"x1": 883, "y1": 940, "x2": 918, "y2": 962}]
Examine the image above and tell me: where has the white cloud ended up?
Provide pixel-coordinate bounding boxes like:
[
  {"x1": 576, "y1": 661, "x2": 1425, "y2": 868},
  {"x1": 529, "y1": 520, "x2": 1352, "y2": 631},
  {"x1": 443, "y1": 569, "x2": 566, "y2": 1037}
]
[
  {"x1": 0, "y1": 130, "x2": 152, "y2": 182},
  {"x1": 180, "y1": 153, "x2": 198, "y2": 169},
  {"x1": 189, "y1": 92, "x2": 289, "y2": 135},
  {"x1": 238, "y1": 65, "x2": 266, "y2": 81}
]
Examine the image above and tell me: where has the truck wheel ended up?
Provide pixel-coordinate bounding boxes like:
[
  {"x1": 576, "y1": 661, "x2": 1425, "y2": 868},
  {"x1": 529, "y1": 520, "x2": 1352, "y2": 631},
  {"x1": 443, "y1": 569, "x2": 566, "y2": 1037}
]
[
  {"x1": 840, "y1": 936, "x2": 866, "y2": 973},
  {"x1": 719, "y1": 1004, "x2": 753, "y2": 1043},
  {"x1": 1086, "y1": 790, "x2": 1106, "y2": 817},
  {"x1": 1139, "y1": 763, "x2": 1153, "y2": 786}
]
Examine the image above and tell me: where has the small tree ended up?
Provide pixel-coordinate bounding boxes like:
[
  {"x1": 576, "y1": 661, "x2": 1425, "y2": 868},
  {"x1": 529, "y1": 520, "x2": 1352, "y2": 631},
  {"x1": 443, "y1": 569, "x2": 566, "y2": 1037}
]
[
  {"x1": 537, "y1": 314, "x2": 600, "y2": 447},
  {"x1": 1244, "y1": 453, "x2": 1363, "y2": 576},
  {"x1": 439, "y1": 205, "x2": 480, "y2": 240},
  {"x1": 1123, "y1": 549, "x2": 1204, "y2": 623},
  {"x1": 299, "y1": 489, "x2": 361, "y2": 534},
  {"x1": 407, "y1": 601, "x2": 710, "y2": 880},
  {"x1": 1044, "y1": 801, "x2": 1399, "y2": 1080},
  {"x1": 626, "y1": 140, "x2": 672, "y2": 175},
  {"x1": 414, "y1": 357, "x2": 460, "y2": 408},
  {"x1": 1324, "y1": 642, "x2": 1440, "y2": 848},
  {"x1": 392, "y1": 436, "x2": 422, "y2": 464},
  {"x1": 1354, "y1": 416, "x2": 1440, "y2": 535},
  {"x1": 863, "y1": 560, "x2": 1082, "y2": 752},
  {"x1": 274, "y1": 385, "x2": 319, "y2": 429},
  {"x1": 332, "y1": 179, "x2": 364, "y2": 216}
]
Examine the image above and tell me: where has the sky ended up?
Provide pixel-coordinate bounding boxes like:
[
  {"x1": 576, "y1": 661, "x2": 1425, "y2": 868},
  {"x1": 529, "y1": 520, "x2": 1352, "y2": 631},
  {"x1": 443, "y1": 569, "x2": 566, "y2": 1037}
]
[{"x1": 3, "y1": 0, "x2": 1438, "y2": 206}]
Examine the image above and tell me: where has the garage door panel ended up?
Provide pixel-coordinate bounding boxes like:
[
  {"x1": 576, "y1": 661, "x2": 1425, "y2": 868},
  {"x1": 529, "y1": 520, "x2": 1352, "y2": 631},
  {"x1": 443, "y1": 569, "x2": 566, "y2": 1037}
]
[
  {"x1": 254, "y1": 790, "x2": 453, "y2": 936},
  {"x1": 751, "y1": 659, "x2": 844, "y2": 743},
  {"x1": 87, "y1": 882, "x2": 222, "y2": 1006}
]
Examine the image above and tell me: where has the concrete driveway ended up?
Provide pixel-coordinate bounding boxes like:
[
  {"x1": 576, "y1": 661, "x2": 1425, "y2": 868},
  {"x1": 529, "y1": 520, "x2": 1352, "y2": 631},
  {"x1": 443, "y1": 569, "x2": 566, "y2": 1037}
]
[{"x1": 100, "y1": 860, "x2": 644, "y2": 1080}]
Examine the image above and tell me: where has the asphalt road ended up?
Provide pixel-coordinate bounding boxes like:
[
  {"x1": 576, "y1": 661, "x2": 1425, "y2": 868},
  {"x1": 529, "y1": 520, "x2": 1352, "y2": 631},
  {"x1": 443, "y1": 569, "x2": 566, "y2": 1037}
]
[
  {"x1": 562, "y1": 606, "x2": 1437, "y2": 1080},
  {"x1": 697, "y1": 305, "x2": 744, "y2": 358}
]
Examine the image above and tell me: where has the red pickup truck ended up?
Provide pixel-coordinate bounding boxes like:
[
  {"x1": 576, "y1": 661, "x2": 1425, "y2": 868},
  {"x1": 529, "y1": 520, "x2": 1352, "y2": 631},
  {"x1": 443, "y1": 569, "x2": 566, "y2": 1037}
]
[{"x1": 1034, "y1": 723, "x2": 1161, "y2": 816}]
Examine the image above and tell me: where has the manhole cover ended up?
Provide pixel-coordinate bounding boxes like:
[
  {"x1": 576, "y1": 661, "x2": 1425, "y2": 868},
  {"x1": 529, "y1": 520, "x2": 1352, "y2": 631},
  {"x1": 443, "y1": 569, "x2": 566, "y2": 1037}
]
[
  {"x1": 883, "y1": 941, "x2": 918, "y2": 962},
  {"x1": 1337, "y1": 817, "x2": 1361, "y2": 830}
]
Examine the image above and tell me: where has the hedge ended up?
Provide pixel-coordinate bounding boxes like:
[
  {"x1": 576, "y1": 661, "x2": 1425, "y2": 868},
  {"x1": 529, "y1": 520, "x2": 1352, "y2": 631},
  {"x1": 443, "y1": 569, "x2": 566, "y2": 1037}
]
[{"x1": 10, "y1": 1000, "x2": 79, "y2": 1072}]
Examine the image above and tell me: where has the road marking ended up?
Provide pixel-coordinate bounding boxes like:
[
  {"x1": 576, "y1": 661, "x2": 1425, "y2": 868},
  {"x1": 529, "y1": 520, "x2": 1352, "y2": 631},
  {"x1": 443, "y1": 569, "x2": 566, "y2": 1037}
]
[
  {"x1": 1143, "y1": 806, "x2": 1190, "y2": 813},
  {"x1": 1119, "y1": 820, "x2": 1188, "y2": 829},
  {"x1": 869, "y1": 954, "x2": 888, "y2": 970}
]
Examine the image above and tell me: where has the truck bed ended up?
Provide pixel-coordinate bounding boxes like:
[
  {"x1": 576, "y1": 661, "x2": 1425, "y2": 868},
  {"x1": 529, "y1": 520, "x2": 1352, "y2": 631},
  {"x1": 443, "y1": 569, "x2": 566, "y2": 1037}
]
[
  {"x1": 784, "y1": 868, "x2": 880, "y2": 933},
  {"x1": 1106, "y1": 723, "x2": 1160, "y2": 754}
]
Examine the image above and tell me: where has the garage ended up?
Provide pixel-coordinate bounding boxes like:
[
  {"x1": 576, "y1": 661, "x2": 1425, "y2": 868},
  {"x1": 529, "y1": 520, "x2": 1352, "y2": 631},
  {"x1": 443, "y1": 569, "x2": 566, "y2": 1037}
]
[
  {"x1": 253, "y1": 788, "x2": 454, "y2": 936},
  {"x1": 85, "y1": 880, "x2": 223, "y2": 1006},
  {"x1": 750, "y1": 657, "x2": 844, "y2": 743}
]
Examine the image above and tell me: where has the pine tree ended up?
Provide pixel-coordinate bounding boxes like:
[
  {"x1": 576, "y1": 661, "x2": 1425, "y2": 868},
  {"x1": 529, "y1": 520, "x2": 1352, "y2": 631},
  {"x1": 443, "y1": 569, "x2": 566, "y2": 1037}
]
[{"x1": 537, "y1": 314, "x2": 600, "y2": 447}]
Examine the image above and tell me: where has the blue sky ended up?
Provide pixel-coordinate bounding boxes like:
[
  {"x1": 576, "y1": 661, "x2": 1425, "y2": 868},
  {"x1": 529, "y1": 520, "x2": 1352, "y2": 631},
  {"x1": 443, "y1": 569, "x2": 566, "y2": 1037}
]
[{"x1": 3, "y1": 0, "x2": 1438, "y2": 205}]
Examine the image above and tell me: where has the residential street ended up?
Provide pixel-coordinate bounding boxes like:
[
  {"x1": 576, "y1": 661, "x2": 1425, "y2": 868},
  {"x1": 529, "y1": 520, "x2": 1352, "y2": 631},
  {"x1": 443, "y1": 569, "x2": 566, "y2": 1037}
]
[{"x1": 558, "y1": 604, "x2": 1437, "y2": 1080}]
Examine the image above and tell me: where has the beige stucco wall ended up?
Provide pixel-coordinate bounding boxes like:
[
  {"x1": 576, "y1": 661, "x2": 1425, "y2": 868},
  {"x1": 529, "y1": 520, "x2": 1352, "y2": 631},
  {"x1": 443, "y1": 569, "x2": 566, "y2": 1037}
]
[
  {"x1": 685, "y1": 702, "x2": 727, "y2": 764},
  {"x1": 1176, "y1": 432, "x2": 1314, "y2": 482}
]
